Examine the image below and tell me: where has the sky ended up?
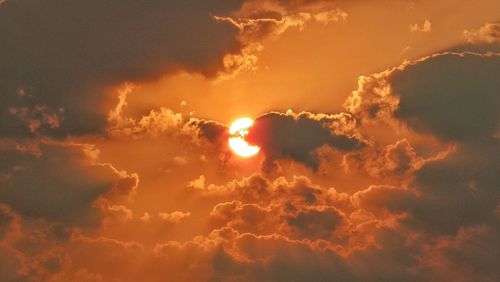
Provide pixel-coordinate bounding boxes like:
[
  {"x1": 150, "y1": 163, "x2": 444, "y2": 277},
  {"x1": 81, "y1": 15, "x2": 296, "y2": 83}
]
[{"x1": 0, "y1": 0, "x2": 499, "y2": 281}]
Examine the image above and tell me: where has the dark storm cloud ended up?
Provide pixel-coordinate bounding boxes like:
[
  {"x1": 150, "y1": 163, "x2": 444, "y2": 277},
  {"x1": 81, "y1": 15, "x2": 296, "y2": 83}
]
[
  {"x1": 0, "y1": 205, "x2": 19, "y2": 241},
  {"x1": 392, "y1": 53, "x2": 500, "y2": 143},
  {"x1": 246, "y1": 111, "x2": 367, "y2": 171},
  {"x1": 405, "y1": 143, "x2": 500, "y2": 235},
  {"x1": 347, "y1": 50, "x2": 500, "y2": 238},
  {"x1": 286, "y1": 207, "x2": 343, "y2": 239},
  {"x1": 188, "y1": 111, "x2": 366, "y2": 171},
  {"x1": 0, "y1": 141, "x2": 138, "y2": 226},
  {"x1": 347, "y1": 52, "x2": 500, "y2": 143},
  {"x1": 0, "y1": 0, "x2": 243, "y2": 137},
  {"x1": 187, "y1": 119, "x2": 229, "y2": 144}
]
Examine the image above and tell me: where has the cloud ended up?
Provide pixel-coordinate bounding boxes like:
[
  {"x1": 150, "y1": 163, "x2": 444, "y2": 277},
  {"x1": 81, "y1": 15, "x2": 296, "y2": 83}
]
[
  {"x1": 345, "y1": 50, "x2": 500, "y2": 238},
  {"x1": 246, "y1": 111, "x2": 367, "y2": 171},
  {"x1": 158, "y1": 211, "x2": 191, "y2": 224},
  {"x1": 0, "y1": 140, "x2": 138, "y2": 226},
  {"x1": 404, "y1": 144, "x2": 500, "y2": 235},
  {"x1": 410, "y1": 19, "x2": 432, "y2": 33},
  {"x1": 346, "y1": 52, "x2": 500, "y2": 143},
  {"x1": 0, "y1": 0, "x2": 351, "y2": 138},
  {"x1": 0, "y1": 0, "x2": 244, "y2": 137},
  {"x1": 1, "y1": 5, "x2": 499, "y2": 280},
  {"x1": 414, "y1": 225, "x2": 500, "y2": 282},
  {"x1": 464, "y1": 22, "x2": 500, "y2": 43},
  {"x1": 184, "y1": 162, "x2": 498, "y2": 281},
  {"x1": 179, "y1": 110, "x2": 366, "y2": 171},
  {"x1": 343, "y1": 139, "x2": 426, "y2": 180},
  {"x1": 184, "y1": 118, "x2": 229, "y2": 146},
  {"x1": 0, "y1": 205, "x2": 20, "y2": 243}
]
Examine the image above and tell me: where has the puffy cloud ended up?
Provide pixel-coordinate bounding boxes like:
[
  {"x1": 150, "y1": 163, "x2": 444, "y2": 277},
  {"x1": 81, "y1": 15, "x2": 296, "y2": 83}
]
[
  {"x1": 464, "y1": 22, "x2": 500, "y2": 43},
  {"x1": 1, "y1": 4, "x2": 499, "y2": 280},
  {"x1": 181, "y1": 110, "x2": 366, "y2": 171},
  {"x1": 286, "y1": 207, "x2": 344, "y2": 239},
  {"x1": 352, "y1": 185, "x2": 418, "y2": 215},
  {"x1": 0, "y1": 205, "x2": 20, "y2": 242},
  {"x1": 0, "y1": 0, "x2": 351, "y2": 138},
  {"x1": 346, "y1": 52, "x2": 500, "y2": 143},
  {"x1": 3, "y1": 159, "x2": 496, "y2": 282},
  {"x1": 108, "y1": 107, "x2": 183, "y2": 138},
  {"x1": 158, "y1": 211, "x2": 191, "y2": 224},
  {"x1": 190, "y1": 165, "x2": 498, "y2": 281},
  {"x1": 0, "y1": 140, "x2": 138, "y2": 226},
  {"x1": 403, "y1": 144, "x2": 500, "y2": 235},
  {"x1": 246, "y1": 111, "x2": 367, "y2": 171},
  {"x1": 346, "y1": 50, "x2": 500, "y2": 235},
  {"x1": 184, "y1": 118, "x2": 229, "y2": 146},
  {"x1": 0, "y1": 0, "x2": 244, "y2": 137},
  {"x1": 414, "y1": 225, "x2": 500, "y2": 282},
  {"x1": 409, "y1": 19, "x2": 432, "y2": 33},
  {"x1": 343, "y1": 139, "x2": 426, "y2": 181},
  {"x1": 341, "y1": 48, "x2": 500, "y2": 281}
]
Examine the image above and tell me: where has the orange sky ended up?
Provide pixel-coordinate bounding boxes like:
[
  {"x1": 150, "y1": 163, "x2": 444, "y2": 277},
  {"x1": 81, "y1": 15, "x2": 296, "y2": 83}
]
[{"x1": 1, "y1": 0, "x2": 499, "y2": 281}]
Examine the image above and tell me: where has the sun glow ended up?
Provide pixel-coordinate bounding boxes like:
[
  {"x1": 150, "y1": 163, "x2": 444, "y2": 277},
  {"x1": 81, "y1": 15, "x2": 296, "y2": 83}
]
[{"x1": 228, "y1": 117, "x2": 260, "y2": 157}]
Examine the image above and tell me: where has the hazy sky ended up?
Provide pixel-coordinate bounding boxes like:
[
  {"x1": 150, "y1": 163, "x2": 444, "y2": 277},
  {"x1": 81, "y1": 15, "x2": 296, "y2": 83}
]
[{"x1": 0, "y1": 0, "x2": 499, "y2": 281}]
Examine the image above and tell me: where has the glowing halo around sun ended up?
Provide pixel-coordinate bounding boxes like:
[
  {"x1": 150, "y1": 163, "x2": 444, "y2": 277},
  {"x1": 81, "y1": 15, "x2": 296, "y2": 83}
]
[{"x1": 228, "y1": 117, "x2": 260, "y2": 157}]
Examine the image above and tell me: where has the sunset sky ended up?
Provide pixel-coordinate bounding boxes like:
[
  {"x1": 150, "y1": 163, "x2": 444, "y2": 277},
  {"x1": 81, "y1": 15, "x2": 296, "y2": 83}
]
[{"x1": 1, "y1": 1, "x2": 499, "y2": 281}]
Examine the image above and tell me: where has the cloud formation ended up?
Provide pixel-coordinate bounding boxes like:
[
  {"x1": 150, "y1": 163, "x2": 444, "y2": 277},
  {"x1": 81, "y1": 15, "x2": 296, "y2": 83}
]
[
  {"x1": 1, "y1": 2, "x2": 499, "y2": 281},
  {"x1": 346, "y1": 52, "x2": 500, "y2": 143},
  {"x1": 246, "y1": 111, "x2": 366, "y2": 171},
  {"x1": 0, "y1": 140, "x2": 138, "y2": 226},
  {"x1": 0, "y1": 0, "x2": 243, "y2": 137},
  {"x1": 464, "y1": 22, "x2": 500, "y2": 43}
]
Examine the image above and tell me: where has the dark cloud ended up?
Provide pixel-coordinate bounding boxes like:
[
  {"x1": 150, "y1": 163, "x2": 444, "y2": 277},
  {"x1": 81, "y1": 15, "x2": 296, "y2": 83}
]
[
  {"x1": 343, "y1": 139, "x2": 425, "y2": 181},
  {"x1": 415, "y1": 225, "x2": 500, "y2": 282},
  {"x1": 353, "y1": 185, "x2": 417, "y2": 214},
  {"x1": 347, "y1": 52, "x2": 500, "y2": 143},
  {"x1": 0, "y1": 205, "x2": 19, "y2": 242},
  {"x1": 0, "y1": 141, "x2": 138, "y2": 226},
  {"x1": 347, "y1": 50, "x2": 500, "y2": 236},
  {"x1": 246, "y1": 111, "x2": 367, "y2": 171},
  {"x1": 0, "y1": 246, "x2": 24, "y2": 282},
  {"x1": 392, "y1": 53, "x2": 500, "y2": 142},
  {"x1": 186, "y1": 111, "x2": 366, "y2": 171},
  {"x1": 185, "y1": 118, "x2": 229, "y2": 145},
  {"x1": 404, "y1": 144, "x2": 500, "y2": 235},
  {"x1": 0, "y1": 0, "x2": 243, "y2": 137},
  {"x1": 286, "y1": 207, "x2": 343, "y2": 239}
]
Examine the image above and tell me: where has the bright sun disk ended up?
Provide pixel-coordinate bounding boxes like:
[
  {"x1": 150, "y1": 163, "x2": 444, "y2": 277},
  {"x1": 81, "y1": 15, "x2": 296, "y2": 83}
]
[{"x1": 228, "y1": 117, "x2": 260, "y2": 157}]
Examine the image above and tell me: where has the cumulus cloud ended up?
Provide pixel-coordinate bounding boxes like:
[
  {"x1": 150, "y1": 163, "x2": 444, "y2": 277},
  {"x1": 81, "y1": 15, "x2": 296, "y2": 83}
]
[
  {"x1": 246, "y1": 111, "x2": 367, "y2": 171},
  {"x1": 1, "y1": 2, "x2": 499, "y2": 280},
  {"x1": 0, "y1": 140, "x2": 138, "y2": 226},
  {"x1": 409, "y1": 19, "x2": 432, "y2": 33},
  {"x1": 404, "y1": 144, "x2": 500, "y2": 235},
  {"x1": 3, "y1": 143, "x2": 498, "y2": 282},
  {"x1": 0, "y1": 0, "x2": 351, "y2": 138},
  {"x1": 346, "y1": 52, "x2": 500, "y2": 143},
  {"x1": 179, "y1": 110, "x2": 366, "y2": 171},
  {"x1": 343, "y1": 139, "x2": 426, "y2": 181},
  {"x1": 159, "y1": 49, "x2": 500, "y2": 281},
  {"x1": 345, "y1": 49, "x2": 500, "y2": 239},
  {"x1": 213, "y1": 1, "x2": 348, "y2": 79},
  {"x1": 158, "y1": 211, "x2": 191, "y2": 224},
  {"x1": 464, "y1": 22, "x2": 500, "y2": 43},
  {"x1": 0, "y1": 0, "x2": 244, "y2": 137}
]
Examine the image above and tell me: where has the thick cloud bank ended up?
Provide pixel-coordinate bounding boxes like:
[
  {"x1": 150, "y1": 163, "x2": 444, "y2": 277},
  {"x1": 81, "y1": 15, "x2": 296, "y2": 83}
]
[
  {"x1": 0, "y1": 0, "x2": 243, "y2": 137},
  {"x1": 0, "y1": 1, "x2": 499, "y2": 280}
]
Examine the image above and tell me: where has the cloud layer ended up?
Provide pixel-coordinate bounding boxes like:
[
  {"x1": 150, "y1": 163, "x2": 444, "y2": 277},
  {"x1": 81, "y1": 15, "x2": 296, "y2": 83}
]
[
  {"x1": 0, "y1": 0, "x2": 243, "y2": 137},
  {"x1": 0, "y1": 1, "x2": 499, "y2": 281}
]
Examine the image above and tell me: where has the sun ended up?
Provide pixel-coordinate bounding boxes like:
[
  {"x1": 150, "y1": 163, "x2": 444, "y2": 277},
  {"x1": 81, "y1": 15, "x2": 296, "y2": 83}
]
[{"x1": 228, "y1": 117, "x2": 260, "y2": 157}]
